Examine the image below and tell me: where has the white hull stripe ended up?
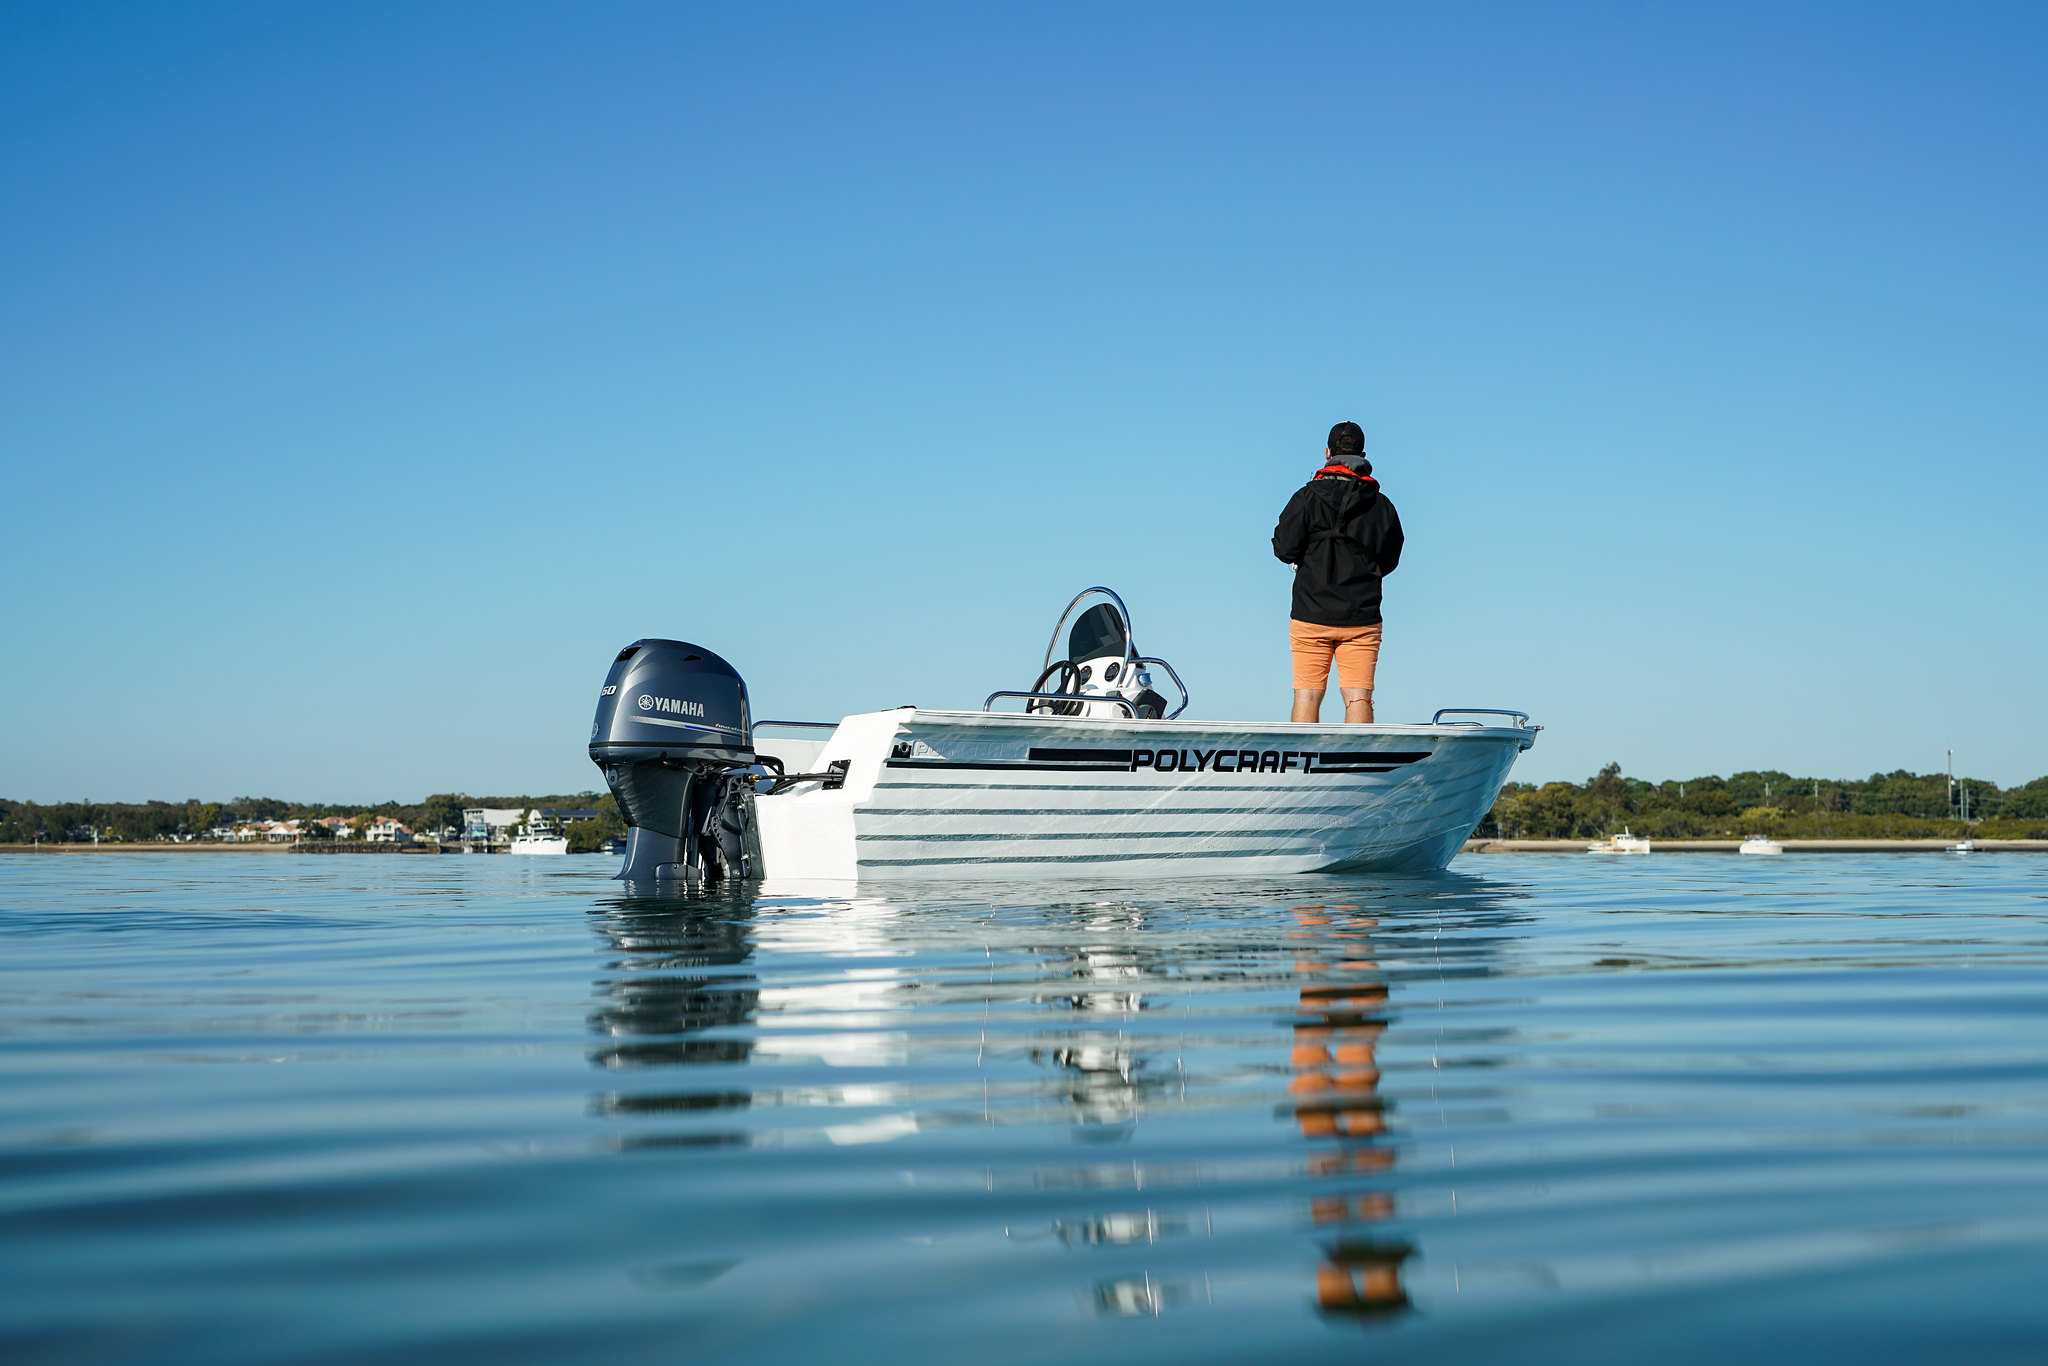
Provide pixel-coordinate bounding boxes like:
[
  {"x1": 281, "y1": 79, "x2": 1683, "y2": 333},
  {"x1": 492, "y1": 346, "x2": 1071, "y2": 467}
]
[
  {"x1": 874, "y1": 782, "x2": 1407, "y2": 793},
  {"x1": 859, "y1": 826, "x2": 1382, "y2": 842},
  {"x1": 862, "y1": 803, "x2": 1406, "y2": 817},
  {"x1": 857, "y1": 846, "x2": 1366, "y2": 867}
]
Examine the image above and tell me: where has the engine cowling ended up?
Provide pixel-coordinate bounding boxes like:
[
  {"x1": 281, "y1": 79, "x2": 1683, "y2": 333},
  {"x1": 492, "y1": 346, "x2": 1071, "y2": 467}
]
[{"x1": 589, "y1": 639, "x2": 755, "y2": 883}]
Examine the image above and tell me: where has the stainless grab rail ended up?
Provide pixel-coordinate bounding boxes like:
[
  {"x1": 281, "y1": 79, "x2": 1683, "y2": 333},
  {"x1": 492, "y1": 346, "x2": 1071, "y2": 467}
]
[
  {"x1": 1431, "y1": 708, "x2": 1532, "y2": 728},
  {"x1": 1130, "y1": 657, "x2": 1190, "y2": 720},
  {"x1": 983, "y1": 691, "x2": 1137, "y2": 718}
]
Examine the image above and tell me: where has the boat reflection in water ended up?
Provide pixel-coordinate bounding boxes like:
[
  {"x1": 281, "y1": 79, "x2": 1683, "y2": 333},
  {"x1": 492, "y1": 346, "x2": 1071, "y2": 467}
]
[
  {"x1": 585, "y1": 894, "x2": 759, "y2": 1148},
  {"x1": 1028, "y1": 905, "x2": 1175, "y2": 1138},
  {"x1": 577, "y1": 877, "x2": 1518, "y2": 1335},
  {"x1": 1286, "y1": 903, "x2": 1412, "y2": 1319}
]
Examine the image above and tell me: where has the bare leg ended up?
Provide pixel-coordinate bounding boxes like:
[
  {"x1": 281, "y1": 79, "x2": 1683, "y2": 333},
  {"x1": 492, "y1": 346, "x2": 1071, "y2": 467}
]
[
  {"x1": 1292, "y1": 689, "x2": 1325, "y2": 723},
  {"x1": 1341, "y1": 689, "x2": 1374, "y2": 724}
]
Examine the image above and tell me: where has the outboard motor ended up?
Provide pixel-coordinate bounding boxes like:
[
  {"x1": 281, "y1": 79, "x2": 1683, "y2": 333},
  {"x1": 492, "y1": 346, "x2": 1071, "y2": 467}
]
[{"x1": 589, "y1": 640, "x2": 757, "y2": 885}]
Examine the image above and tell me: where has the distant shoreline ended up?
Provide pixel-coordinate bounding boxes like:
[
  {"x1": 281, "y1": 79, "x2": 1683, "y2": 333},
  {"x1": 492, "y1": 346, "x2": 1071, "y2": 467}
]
[
  {"x1": 7, "y1": 838, "x2": 2046, "y2": 858},
  {"x1": 0, "y1": 841, "x2": 475, "y2": 855},
  {"x1": 0, "y1": 843, "x2": 297, "y2": 853}
]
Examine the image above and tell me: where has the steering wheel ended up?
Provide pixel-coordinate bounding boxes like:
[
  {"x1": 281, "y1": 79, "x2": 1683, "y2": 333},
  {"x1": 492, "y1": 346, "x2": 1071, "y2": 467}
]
[{"x1": 1027, "y1": 659, "x2": 1084, "y2": 716}]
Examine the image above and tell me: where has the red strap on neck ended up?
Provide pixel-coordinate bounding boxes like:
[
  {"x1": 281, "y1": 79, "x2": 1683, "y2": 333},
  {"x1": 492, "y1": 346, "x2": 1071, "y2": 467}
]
[{"x1": 1315, "y1": 463, "x2": 1376, "y2": 483}]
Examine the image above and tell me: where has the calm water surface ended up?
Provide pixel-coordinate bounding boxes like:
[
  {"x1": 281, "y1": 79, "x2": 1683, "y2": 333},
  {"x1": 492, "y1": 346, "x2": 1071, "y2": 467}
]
[{"x1": 3, "y1": 852, "x2": 2047, "y2": 1363}]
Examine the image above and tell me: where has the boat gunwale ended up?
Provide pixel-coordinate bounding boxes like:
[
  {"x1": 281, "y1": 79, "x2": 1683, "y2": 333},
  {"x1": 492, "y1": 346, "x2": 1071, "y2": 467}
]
[{"x1": 815, "y1": 707, "x2": 1536, "y2": 743}]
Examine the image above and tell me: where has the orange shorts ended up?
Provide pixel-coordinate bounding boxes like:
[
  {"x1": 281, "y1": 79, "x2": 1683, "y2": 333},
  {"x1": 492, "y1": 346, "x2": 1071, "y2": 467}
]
[{"x1": 1290, "y1": 619, "x2": 1382, "y2": 692}]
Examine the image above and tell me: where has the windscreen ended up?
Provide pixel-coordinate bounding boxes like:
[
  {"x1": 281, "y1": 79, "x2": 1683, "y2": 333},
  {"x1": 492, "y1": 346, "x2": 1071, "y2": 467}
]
[{"x1": 1066, "y1": 602, "x2": 1130, "y2": 662}]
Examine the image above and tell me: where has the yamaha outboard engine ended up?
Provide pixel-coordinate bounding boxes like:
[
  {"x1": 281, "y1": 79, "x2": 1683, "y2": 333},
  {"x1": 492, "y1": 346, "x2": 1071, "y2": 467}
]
[{"x1": 589, "y1": 639, "x2": 756, "y2": 885}]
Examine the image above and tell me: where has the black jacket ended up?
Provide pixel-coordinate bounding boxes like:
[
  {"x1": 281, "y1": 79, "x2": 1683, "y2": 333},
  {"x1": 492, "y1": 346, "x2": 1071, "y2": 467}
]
[{"x1": 1272, "y1": 471, "x2": 1405, "y2": 627}]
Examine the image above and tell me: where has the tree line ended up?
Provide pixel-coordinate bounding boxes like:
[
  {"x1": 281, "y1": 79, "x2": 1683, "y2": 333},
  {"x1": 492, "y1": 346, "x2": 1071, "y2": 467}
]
[
  {"x1": 0, "y1": 792, "x2": 624, "y2": 851},
  {"x1": 1482, "y1": 765, "x2": 2048, "y2": 841},
  {"x1": 11, "y1": 767, "x2": 2044, "y2": 849}
]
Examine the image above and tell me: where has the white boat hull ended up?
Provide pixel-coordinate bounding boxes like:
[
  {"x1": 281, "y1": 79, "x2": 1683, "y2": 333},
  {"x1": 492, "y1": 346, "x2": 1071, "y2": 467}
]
[
  {"x1": 508, "y1": 836, "x2": 569, "y2": 855},
  {"x1": 751, "y1": 709, "x2": 1534, "y2": 883}
]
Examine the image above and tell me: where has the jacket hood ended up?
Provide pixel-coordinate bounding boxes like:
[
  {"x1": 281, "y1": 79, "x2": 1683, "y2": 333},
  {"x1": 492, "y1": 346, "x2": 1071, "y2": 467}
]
[{"x1": 1314, "y1": 466, "x2": 1381, "y2": 503}]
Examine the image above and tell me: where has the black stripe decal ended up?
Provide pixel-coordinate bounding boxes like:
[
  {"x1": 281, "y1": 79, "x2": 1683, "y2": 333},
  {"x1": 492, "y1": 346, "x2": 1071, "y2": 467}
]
[
  {"x1": 1319, "y1": 750, "x2": 1433, "y2": 763},
  {"x1": 883, "y1": 759, "x2": 1130, "y2": 772},
  {"x1": 1309, "y1": 750, "x2": 1432, "y2": 770},
  {"x1": 1026, "y1": 747, "x2": 1135, "y2": 764},
  {"x1": 882, "y1": 749, "x2": 1430, "y2": 775}
]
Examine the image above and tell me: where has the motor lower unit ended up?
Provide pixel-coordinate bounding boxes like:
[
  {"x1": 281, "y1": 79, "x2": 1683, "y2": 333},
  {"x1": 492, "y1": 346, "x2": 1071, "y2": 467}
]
[{"x1": 589, "y1": 639, "x2": 757, "y2": 884}]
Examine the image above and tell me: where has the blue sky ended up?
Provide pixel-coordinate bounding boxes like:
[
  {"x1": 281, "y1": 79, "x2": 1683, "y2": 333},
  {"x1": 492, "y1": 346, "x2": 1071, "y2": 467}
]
[{"x1": 3, "y1": 2, "x2": 2044, "y2": 803}]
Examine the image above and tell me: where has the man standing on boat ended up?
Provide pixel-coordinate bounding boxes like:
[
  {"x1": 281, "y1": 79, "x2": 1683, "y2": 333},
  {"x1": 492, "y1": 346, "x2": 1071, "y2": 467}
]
[{"x1": 1272, "y1": 421, "x2": 1404, "y2": 724}]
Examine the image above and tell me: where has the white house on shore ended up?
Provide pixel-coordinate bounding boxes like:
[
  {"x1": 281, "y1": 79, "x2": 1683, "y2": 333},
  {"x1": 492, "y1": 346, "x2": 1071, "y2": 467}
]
[
  {"x1": 460, "y1": 808, "x2": 536, "y2": 847},
  {"x1": 463, "y1": 808, "x2": 532, "y2": 832}
]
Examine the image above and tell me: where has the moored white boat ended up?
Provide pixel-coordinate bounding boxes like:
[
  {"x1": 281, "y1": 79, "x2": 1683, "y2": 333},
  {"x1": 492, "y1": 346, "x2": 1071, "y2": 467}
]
[
  {"x1": 1738, "y1": 834, "x2": 1784, "y2": 855},
  {"x1": 509, "y1": 814, "x2": 568, "y2": 855},
  {"x1": 1587, "y1": 828, "x2": 1651, "y2": 854},
  {"x1": 586, "y1": 588, "x2": 1539, "y2": 886}
]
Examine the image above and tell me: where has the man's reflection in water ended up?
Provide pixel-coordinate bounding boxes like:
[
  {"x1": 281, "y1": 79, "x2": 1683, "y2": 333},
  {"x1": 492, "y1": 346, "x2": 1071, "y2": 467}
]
[
  {"x1": 1288, "y1": 904, "x2": 1412, "y2": 1320},
  {"x1": 586, "y1": 896, "x2": 758, "y2": 1144}
]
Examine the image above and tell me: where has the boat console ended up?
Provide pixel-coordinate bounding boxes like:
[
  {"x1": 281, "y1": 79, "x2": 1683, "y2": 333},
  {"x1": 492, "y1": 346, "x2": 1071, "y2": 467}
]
[{"x1": 985, "y1": 587, "x2": 1188, "y2": 722}]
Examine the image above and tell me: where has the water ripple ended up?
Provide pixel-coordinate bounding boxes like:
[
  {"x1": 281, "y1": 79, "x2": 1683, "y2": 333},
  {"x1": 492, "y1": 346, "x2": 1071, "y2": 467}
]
[{"x1": 2, "y1": 853, "x2": 2046, "y2": 1362}]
